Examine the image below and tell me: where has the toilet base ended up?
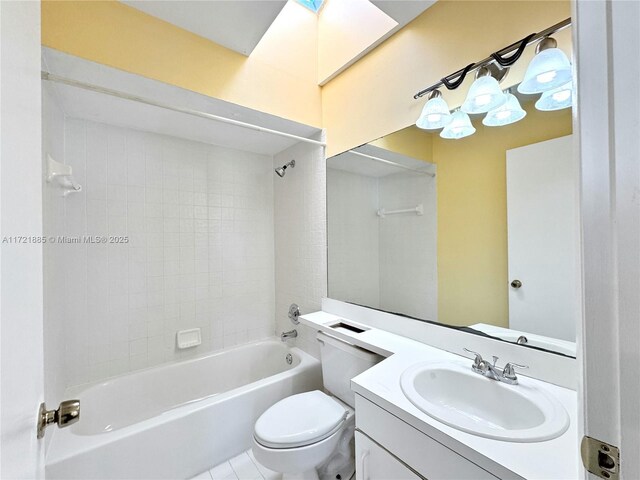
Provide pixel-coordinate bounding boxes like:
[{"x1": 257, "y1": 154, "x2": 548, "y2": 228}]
[
  {"x1": 318, "y1": 461, "x2": 354, "y2": 480},
  {"x1": 317, "y1": 423, "x2": 355, "y2": 480},
  {"x1": 280, "y1": 461, "x2": 354, "y2": 480}
]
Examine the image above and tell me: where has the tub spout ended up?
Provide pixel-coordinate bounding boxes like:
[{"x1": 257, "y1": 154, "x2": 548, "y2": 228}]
[{"x1": 281, "y1": 329, "x2": 298, "y2": 341}]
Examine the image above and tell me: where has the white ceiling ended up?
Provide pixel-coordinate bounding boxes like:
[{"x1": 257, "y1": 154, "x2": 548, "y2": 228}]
[
  {"x1": 120, "y1": 0, "x2": 435, "y2": 83},
  {"x1": 328, "y1": 144, "x2": 435, "y2": 178},
  {"x1": 42, "y1": 48, "x2": 321, "y2": 156},
  {"x1": 120, "y1": 1, "x2": 287, "y2": 56},
  {"x1": 371, "y1": 1, "x2": 436, "y2": 25}
]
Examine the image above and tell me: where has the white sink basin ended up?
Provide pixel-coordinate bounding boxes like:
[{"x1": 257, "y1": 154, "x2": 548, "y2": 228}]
[{"x1": 400, "y1": 362, "x2": 569, "y2": 442}]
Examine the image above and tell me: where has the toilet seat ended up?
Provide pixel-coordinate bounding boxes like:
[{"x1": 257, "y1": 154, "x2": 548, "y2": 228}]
[{"x1": 254, "y1": 391, "x2": 348, "y2": 449}]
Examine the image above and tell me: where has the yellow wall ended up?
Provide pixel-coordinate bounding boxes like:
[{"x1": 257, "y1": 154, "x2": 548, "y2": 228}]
[
  {"x1": 41, "y1": 0, "x2": 574, "y2": 328},
  {"x1": 318, "y1": 0, "x2": 397, "y2": 84},
  {"x1": 369, "y1": 125, "x2": 433, "y2": 163},
  {"x1": 41, "y1": 0, "x2": 571, "y2": 152},
  {"x1": 41, "y1": 0, "x2": 322, "y2": 128},
  {"x1": 323, "y1": 0, "x2": 572, "y2": 326},
  {"x1": 348, "y1": 104, "x2": 571, "y2": 327},
  {"x1": 434, "y1": 104, "x2": 572, "y2": 327},
  {"x1": 322, "y1": 0, "x2": 572, "y2": 156}
]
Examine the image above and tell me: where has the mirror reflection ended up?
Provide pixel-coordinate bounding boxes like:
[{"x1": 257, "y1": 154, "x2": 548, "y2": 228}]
[{"x1": 327, "y1": 90, "x2": 577, "y2": 356}]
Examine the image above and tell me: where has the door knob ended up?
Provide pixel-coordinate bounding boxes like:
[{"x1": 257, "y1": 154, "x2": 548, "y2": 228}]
[
  {"x1": 510, "y1": 279, "x2": 523, "y2": 289},
  {"x1": 37, "y1": 399, "x2": 80, "y2": 439}
]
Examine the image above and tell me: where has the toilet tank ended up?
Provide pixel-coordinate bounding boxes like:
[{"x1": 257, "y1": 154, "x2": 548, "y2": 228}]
[{"x1": 318, "y1": 332, "x2": 382, "y2": 407}]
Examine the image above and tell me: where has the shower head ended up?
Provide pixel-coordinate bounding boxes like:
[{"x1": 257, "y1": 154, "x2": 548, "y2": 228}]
[{"x1": 275, "y1": 160, "x2": 295, "y2": 178}]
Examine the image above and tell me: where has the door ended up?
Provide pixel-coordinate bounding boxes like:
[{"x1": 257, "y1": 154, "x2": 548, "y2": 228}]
[
  {"x1": 506, "y1": 135, "x2": 579, "y2": 341},
  {"x1": 355, "y1": 431, "x2": 422, "y2": 480},
  {"x1": 0, "y1": 1, "x2": 45, "y2": 478}
]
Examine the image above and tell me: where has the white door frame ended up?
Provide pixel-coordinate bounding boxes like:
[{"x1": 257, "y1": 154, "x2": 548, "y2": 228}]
[
  {"x1": 574, "y1": 0, "x2": 640, "y2": 478},
  {"x1": 0, "y1": 1, "x2": 45, "y2": 478}
]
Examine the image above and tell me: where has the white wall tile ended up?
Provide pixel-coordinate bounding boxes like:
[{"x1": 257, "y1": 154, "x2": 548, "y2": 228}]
[
  {"x1": 273, "y1": 135, "x2": 327, "y2": 358},
  {"x1": 327, "y1": 168, "x2": 380, "y2": 308},
  {"x1": 43, "y1": 83, "x2": 68, "y2": 409},
  {"x1": 378, "y1": 172, "x2": 437, "y2": 320},
  {"x1": 55, "y1": 120, "x2": 276, "y2": 386},
  {"x1": 327, "y1": 168, "x2": 438, "y2": 322}
]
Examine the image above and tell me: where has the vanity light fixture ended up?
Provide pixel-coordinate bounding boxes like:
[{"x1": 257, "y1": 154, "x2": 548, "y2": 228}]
[
  {"x1": 461, "y1": 66, "x2": 508, "y2": 114},
  {"x1": 411, "y1": 18, "x2": 572, "y2": 140},
  {"x1": 416, "y1": 90, "x2": 452, "y2": 130},
  {"x1": 517, "y1": 37, "x2": 572, "y2": 94},
  {"x1": 440, "y1": 110, "x2": 476, "y2": 140},
  {"x1": 483, "y1": 92, "x2": 527, "y2": 127},
  {"x1": 413, "y1": 18, "x2": 571, "y2": 100},
  {"x1": 535, "y1": 81, "x2": 574, "y2": 111}
]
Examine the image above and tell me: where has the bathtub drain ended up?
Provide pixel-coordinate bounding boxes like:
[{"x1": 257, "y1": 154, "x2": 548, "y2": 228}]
[{"x1": 286, "y1": 353, "x2": 293, "y2": 365}]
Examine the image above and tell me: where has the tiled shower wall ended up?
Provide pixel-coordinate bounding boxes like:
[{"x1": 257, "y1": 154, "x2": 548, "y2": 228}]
[
  {"x1": 326, "y1": 168, "x2": 437, "y2": 321},
  {"x1": 61, "y1": 119, "x2": 275, "y2": 386},
  {"x1": 43, "y1": 83, "x2": 67, "y2": 407},
  {"x1": 274, "y1": 135, "x2": 327, "y2": 358},
  {"x1": 378, "y1": 172, "x2": 437, "y2": 320},
  {"x1": 327, "y1": 168, "x2": 380, "y2": 308}
]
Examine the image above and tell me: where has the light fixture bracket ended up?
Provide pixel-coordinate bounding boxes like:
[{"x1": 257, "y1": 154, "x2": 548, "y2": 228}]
[
  {"x1": 413, "y1": 17, "x2": 571, "y2": 99},
  {"x1": 536, "y1": 36, "x2": 558, "y2": 54},
  {"x1": 476, "y1": 64, "x2": 510, "y2": 83}
]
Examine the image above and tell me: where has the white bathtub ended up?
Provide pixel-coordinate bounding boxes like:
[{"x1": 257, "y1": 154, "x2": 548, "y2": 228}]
[{"x1": 46, "y1": 339, "x2": 322, "y2": 480}]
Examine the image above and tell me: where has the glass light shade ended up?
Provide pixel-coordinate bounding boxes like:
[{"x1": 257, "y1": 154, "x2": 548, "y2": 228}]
[
  {"x1": 535, "y1": 81, "x2": 573, "y2": 111},
  {"x1": 483, "y1": 93, "x2": 527, "y2": 127},
  {"x1": 416, "y1": 96, "x2": 452, "y2": 130},
  {"x1": 440, "y1": 111, "x2": 476, "y2": 140},
  {"x1": 517, "y1": 48, "x2": 572, "y2": 94},
  {"x1": 461, "y1": 75, "x2": 507, "y2": 114}
]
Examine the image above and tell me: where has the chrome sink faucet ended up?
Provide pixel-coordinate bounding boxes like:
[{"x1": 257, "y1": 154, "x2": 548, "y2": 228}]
[{"x1": 463, "y1": 348, "x2": 528, "y2": 385}]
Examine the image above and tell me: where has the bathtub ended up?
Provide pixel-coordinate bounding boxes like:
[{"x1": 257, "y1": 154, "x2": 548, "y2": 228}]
[{"x1": 46, "y1": 339, "x2": 322, "y2": 480}]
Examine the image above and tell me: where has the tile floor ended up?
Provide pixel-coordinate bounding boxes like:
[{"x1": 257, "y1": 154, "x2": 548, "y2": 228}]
[{"x1": 190, "y1": 449, "x2": 280, "y2": 480}]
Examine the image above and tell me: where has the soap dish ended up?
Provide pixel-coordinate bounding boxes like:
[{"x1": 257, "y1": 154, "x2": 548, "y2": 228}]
[{"x1": 176, "y1": 328, "x2": 201, "y2": 349}]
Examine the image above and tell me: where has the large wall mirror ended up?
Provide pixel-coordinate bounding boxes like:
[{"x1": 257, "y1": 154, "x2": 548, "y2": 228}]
[{"x1": 327, "y1": 84, "x2": 577, "y2": 357}]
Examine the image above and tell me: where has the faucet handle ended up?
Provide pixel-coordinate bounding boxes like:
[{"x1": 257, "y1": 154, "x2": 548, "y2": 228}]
[
  {"x1": 463, "y1": 348, "x2": 484, "y2": 367},
  {"x1": 502, "y1": 362, "x2": 529, "y2": 379}
]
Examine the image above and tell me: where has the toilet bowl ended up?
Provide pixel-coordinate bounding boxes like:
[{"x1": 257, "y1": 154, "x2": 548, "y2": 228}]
[
  {"x1": 253, "y1": 391, "x2": 354, "y2": 480},
  {"x1": 252, "y1": 333, "x2": 381, "y2": 480}
]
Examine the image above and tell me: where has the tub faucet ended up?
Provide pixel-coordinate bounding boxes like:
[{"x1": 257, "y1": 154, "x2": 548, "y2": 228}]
[{"x1": 281, "y1": 329, "x2": 298, "y2": 341}]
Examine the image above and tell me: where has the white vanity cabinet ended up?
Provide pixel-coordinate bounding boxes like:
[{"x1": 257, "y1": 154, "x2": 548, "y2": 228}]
[
  {"x1": 355, "y1": 432, "x2": 421, "y2": 480},
  {"x1": 355, "y1": 395, "x2": 503, "y2": 480}
]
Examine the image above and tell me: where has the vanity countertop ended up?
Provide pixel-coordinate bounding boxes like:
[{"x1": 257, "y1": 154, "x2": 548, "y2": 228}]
[{"x1": 299, "y1": 311, "x2": 579, "y2": 480}]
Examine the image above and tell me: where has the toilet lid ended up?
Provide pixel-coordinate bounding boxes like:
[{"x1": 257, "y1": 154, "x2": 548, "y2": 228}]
[{"x1": 254, "y1": 391, "x2": 348, "y2": 448}]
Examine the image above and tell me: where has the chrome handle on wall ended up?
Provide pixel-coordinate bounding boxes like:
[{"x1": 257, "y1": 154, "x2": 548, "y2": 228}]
[
  {"x1": 511, "y1": 279, "x2": 523, "y2": 289},
  {"x1": 288, "y1": 303, "x2": 300, "y2": 324},
  {"x1": 37, "y1": 400, "x2": 80, "y2": 439}
]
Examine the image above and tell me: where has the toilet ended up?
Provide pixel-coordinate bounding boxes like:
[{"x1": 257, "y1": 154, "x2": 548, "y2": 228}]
[{"x1": 252, "y1": 332, "x2": 381, "y2": 480}]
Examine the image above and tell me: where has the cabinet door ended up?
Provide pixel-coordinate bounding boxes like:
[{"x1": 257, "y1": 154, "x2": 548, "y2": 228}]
[{"x1": 356, "y1": 431, "x2": 422, "y2": 480}]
